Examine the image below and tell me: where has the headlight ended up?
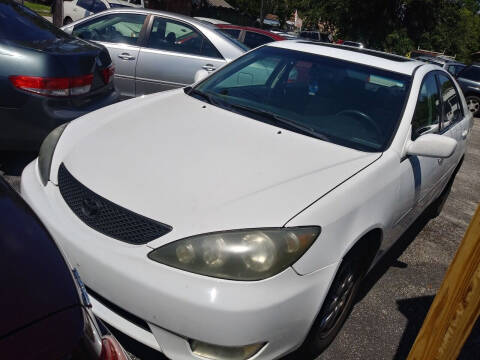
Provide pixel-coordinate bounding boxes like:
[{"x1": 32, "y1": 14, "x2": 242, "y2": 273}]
[
  {"x1": 38, "y1": 123, "x2": 68, "y2": 185},
  {"x1": 148, "y1": 227, "x2": 320, "y2": 281}
]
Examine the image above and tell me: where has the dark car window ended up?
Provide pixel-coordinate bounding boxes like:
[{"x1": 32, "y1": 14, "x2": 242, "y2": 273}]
[
  {"x1": 412, "y1": 73, "x2": 440, "y2": 139},
  {"x1": 220, "y1": 28, "x2": 240, "y2": 39},
  {"x1": 243, "y1": 31, "x2": 273, "y2": 49},
  {"x1": 147, "y1": 17, "x2": 222, "y2": 58},
  {"x1": 458, "y1": 66, "x2": 480, "y2": 82},
  {"x1": 0, "y1": 0, "x2": 70, "y2": 44},
  {"x1": 215, "y1": 29, "x2": 249, "y2": 52},
  {"x1": 193, "y1": 46, "x2": 411, "y2": 152},
  {"x1": 77, "y1": 0, "x2": 94, "y2": 11},
  {"x1": 438, "y1": 74, "x2": 463, "y2": 129},
  {"x1": 72, "y1": 13, "x2": 146, "y2": 45},
  {"x1": 91, "y1": 0, "x2": 107, "y2": 13}
]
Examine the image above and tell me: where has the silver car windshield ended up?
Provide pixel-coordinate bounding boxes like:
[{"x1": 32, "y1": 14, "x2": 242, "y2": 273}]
[{"x1": 193, "y1": 46, "x2": 411, "y2": 152}]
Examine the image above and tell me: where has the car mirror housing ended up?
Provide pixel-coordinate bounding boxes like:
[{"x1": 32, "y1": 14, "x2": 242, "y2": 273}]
[
  {"x1": 194, "y1": 69, "x2": 209, "y2": 83},
  {"x1": 406, "y1": 133, "x2": 457, "y2": 158}
]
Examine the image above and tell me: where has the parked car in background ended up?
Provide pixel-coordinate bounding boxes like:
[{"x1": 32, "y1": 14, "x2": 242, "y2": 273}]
[
  {"x1": 194, "y1": 17, "x2": 230, "y2": 25},
  {"x1": 217, "y1": 24, "x2": 287, "y2": 49},
  {"x1": 62, "y1": 9, "x2": 247, "y2": 98},
  {"x1": 0, "y1": 0, "x2": 118, "y2": 151},
  {"x1": 456, "y1": 64, "x2": 480, "y2": 116},
  {"x1": 22, "y1": 42, "x2": 471, "y2": 360},
  {"x1": 342, "y1": 40, "x2": 364, "y2": 48},
  {"x1": 300, "y1": 30, "x2": 331, "y2": 43},
  {"x1": 63, "y1": 0, "x2": 143, "y2": 25},
  {"x1": 270, "y1": 30, "x2": 299, "y2": 40},
  {"x1": 0, "y1": 175, "x2": 129, "y2": 360},
  {"x1": 416, "y1": 55, "x2": 466, "y2": 77}
]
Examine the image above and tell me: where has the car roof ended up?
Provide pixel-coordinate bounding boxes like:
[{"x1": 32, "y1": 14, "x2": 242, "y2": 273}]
[
  {"x1": 267, "y1": 41, "x2": 422, "y2": 75},
  {"x1": 216, "y1": 24, "x2": 285, "y2": 40}
]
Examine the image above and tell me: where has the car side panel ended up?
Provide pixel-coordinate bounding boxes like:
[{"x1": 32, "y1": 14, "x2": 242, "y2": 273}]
[{"x1": 135, "y1": 48, "x2": 225, "y2": 95}]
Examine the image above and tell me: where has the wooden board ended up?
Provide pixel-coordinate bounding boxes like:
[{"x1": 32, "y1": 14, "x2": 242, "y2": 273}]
[{"x1": 408, "y1": 205, "x2": 480, "y2": 360}]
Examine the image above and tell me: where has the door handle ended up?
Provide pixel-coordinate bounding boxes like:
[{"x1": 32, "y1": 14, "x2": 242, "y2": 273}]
[
  {"x1": 202, "y1": 64, "x2": 216, "y2": 72},
  {"x1": 118, "y1": 53, "x2": 135, "y2": 60},
  {"x1": 437, "y1": 158, "x2": 444, "y2": 165},
  {"x1": 461, "y1": 129, "x2": 468, "y2": 139}
]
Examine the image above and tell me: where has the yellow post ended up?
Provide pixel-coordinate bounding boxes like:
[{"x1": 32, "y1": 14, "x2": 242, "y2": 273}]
[{"x1": 407, "y1": 205, "x2": 480, "y2": 360}]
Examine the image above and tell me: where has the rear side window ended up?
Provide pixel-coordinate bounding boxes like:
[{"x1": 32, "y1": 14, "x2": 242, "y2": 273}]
[
  {"x1": 72, "y1": 13, "x2": 146, "y2": 45},
  {"x1": 0, "y1": 0, "x2": 69, "y2": 43},
  {"x1": 147, "y1": 17, "x2": 222, "y2": 58},
  {"x1": 458, "y1": 66, "x2": 480, "y2": 82},
  {"x1": 220, "y1": 28, "x2": 240, "y2": 39},
  {"x1": 412, "y1": 73, "x2": 440, "y2": 139},
  {"x1": 438, "y1": 74, "x2": 463, "y2": 128},
  {"x1": 243, "y1": 31, "x2": 273, "y2": 49}
]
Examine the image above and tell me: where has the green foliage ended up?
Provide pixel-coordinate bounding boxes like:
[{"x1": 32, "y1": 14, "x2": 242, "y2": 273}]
[
  {"x1": 230, "y1": 0, "x2": 480, "y2": 63},
  {"x1": 24, "y1": 1, "x2": 51, "y2": 16}
]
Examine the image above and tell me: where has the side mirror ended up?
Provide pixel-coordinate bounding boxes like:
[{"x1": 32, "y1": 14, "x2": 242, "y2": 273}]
[
  {"x1": 406, "y1": 134, "x2": 457, "y2": 158},
  {"x1": 194, "y1": 69, "x2": 209, "y2": 83},
  {"x1": 62, "y1": 26, "x2": 74, "y2": 35}
]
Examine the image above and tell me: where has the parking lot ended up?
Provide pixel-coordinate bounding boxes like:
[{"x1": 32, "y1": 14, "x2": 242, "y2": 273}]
[{"x1": 2, "y1": 119, "x2": 479, "y2": 360}]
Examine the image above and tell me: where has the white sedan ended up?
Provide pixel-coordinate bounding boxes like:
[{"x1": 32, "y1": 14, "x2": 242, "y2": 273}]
[{"x1": 21, "y1": 42, "x2": 472, "y2": 360}]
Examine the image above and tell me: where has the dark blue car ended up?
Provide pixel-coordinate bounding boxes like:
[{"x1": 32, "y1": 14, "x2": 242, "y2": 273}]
[{"x1": 0, "y1": 175, "x2": 129, "y2": 360}]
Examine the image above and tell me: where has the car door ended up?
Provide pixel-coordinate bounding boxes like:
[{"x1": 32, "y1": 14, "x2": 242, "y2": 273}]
[
  {"x1": 437, "y1": 73, "x2": 467, "y2": 184},
  {"x1": 135, "y1": 16, "x2": 227, "y2": 95},
  {"x1": 72, "y1": 13, "x2": 147, "y2": 98},
  {"x1": 390, "y1": 72, "x2": 444, "y2": 245}
]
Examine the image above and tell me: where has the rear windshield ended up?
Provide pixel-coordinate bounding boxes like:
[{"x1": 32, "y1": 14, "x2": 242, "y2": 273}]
[{"x1": 0, "y1": 0, "x2": 69, "y2": 44}]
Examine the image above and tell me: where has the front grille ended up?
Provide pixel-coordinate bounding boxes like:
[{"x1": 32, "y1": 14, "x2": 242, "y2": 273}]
[
  {"x1": 86, "y1": 286, "x2": 151, "y2": 333},
  {"x1": 58, "y1": 163, "x2": 171, "y2": 244}
]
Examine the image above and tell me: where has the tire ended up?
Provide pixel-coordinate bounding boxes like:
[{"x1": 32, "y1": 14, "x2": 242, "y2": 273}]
[
  {"x1": 465, "y1": 95, "x2": 480, "y2": 117},
  {"x1": 299, "y1": 248, "x2": 368, "y2": 358},
  {"x1": 63, "y1": 17, "x2": 73, "y2": 26}
]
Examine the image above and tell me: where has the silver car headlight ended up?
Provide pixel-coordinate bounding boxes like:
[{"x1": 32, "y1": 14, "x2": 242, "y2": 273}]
[
  {"x1": 38, "y1": 123, "x2": 68, "y2": 185},
  {"x1": 148, "y1": 227, "x2": 320, "y2": 281}
]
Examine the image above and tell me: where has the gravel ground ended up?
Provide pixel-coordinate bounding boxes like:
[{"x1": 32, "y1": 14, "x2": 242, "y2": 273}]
[{"x1": 1, "y1": 120, "x2": 479, "y2": 360}]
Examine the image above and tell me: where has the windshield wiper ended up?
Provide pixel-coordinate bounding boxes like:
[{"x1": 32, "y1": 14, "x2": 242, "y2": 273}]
[
  {"x1": 186, "y1": 87, "x2": 215, "y2": 105},
  {"x1": 229, "y1": 103, "x2": 330, "y2": 142}
]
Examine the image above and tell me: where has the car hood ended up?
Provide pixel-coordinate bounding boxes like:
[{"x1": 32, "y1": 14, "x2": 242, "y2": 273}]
[{"x1": 56, "y1": 90, "x2": 381, "y2": 247}]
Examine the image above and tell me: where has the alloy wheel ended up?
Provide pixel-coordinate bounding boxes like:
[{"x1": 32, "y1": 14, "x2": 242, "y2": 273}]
[{"x1": 466, "y1": 97, "x2": 480, "y2": 115}]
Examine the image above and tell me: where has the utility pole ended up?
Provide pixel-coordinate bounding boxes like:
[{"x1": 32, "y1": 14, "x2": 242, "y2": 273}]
[
  {"x1": 53, "y1": 0, "x2": 63, "y2": 27},
  {"x1": 260, "y1": 0, "x2": 264, "y2": 28}
]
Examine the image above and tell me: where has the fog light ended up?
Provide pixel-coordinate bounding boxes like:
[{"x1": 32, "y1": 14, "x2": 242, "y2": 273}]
[{"x1": 189, "y1": 339, "x2": 265, "y2": 360}]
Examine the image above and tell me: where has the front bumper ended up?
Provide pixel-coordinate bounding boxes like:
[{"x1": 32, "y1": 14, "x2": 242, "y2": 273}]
[{"x1": 21, "y1": 160, "x2": 338, "y2": 360}]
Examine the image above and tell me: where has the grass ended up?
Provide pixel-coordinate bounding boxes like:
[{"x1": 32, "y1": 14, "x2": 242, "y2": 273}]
[{"x1": 24, "y1": 1, "x2": 51, "y2": 16}]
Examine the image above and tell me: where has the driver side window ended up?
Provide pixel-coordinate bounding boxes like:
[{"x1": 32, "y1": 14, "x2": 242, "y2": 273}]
[
  {"x1": 412, "y1": 73, "x2": 440, "y2": 140},
  {"x1": 72, "y1": 13, "x2": 146, "y2": 45}
]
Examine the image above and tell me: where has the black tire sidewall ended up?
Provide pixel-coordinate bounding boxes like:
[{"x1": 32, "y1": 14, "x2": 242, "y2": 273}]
[{"x1": 299, "y1": 252, "x2": 366, "y2": 358}]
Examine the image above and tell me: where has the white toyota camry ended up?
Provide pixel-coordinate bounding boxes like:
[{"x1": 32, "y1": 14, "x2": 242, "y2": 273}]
[{"x1": 21, "y1": 42, "x2": 472, "y2": 360}]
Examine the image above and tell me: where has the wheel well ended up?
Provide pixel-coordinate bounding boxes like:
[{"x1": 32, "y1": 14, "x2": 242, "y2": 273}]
[
  {"x1": 346, "y1": 229, "x2": 382, "y2": 272},
  {"x1": 463, "y1": 92, "x2": 480, "y2": 99}
]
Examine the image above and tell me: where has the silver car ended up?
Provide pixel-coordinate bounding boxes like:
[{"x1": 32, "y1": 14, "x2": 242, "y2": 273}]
[{"x1": 62, "y1": 9, "x2": 247, "y2": 98}]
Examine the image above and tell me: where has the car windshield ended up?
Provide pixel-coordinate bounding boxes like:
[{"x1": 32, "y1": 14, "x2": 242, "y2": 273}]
[
  {"x1": 192, "y1": 46, "x2": 411, "y2": 152},
  {"x1": 214, "y1": 29, "x2": 249, "y2": 52}
]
